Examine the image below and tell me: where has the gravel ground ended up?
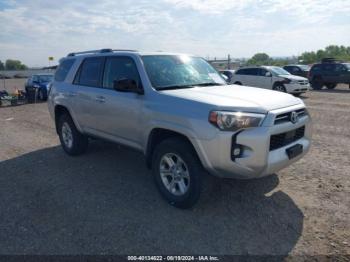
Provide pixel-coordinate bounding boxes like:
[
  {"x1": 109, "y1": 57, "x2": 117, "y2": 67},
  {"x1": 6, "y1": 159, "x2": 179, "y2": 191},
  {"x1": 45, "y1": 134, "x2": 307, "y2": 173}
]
[{"x1": 0, "y1": 84, "x2": 349, "y2": 258}]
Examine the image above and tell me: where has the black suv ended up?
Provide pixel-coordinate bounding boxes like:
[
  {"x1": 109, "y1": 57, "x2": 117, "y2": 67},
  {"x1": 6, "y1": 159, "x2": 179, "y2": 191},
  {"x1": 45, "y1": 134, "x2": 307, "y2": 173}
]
[
  {"x1": 309, "y1": 58, "x2": 350, "y2": 90},
  {"x1": 283, "y1": 65, "x2": 310, "y2": 78}
]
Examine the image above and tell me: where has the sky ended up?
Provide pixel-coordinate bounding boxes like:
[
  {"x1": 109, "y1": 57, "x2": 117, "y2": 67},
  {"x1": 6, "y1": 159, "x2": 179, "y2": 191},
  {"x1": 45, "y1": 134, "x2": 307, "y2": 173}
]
[{"x1": 0, "y1": 0, "x2": 349, "y2": 67}]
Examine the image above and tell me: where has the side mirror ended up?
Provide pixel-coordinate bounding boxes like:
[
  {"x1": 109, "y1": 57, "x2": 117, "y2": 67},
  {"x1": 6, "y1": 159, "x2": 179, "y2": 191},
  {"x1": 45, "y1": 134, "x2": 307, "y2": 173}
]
[
  {"x1": 113, "y1": 78, "x2": 144, "y2": 95},
  {"x1": 265, "y1": 72, "x2": 272, "y2": 77}
]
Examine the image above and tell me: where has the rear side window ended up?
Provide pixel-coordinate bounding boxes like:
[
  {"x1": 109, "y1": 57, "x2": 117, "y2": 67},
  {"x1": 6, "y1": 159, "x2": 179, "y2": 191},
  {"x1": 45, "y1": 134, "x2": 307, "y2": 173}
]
[
  {"x1": 236, "y1": 68, "x2": 249, "y2": 75},
  {"x1": 311, "y1": 65, "x2": 321, "y2": 72},
  {"x1": 246, "y1": 68, "x2": 259, "y2": 75},
  {"x1": 235, "y1": 69, "x2": 244, "y2": 75},
  {"x1": 55, "y1": 59, "x2": 75, "y2": 82},
  {"x1": 75, "y1": 57, "x2": 104, "y2": 87},
  {"x1": 323, "y1": 64, "x2": 336, "y2": 72}
]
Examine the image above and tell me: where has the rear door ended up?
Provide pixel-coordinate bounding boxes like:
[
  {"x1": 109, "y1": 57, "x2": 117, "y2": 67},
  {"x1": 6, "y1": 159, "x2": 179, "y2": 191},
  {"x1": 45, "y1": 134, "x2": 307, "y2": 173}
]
[
  {"x1": 321, "y1": 63, "x2": 337, "y2": 83},
  {"x1": 71, "y1": 56, "x2": 105, "y2": 131},
  {"x1": 243, "y1": 68, "x2": 259, "y2": 86}
]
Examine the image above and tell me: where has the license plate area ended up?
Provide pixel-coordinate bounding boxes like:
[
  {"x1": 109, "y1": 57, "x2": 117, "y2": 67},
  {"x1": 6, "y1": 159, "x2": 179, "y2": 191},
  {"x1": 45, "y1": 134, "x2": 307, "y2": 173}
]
[{"x1": 286, "y1": 144, "x2": 303, "y2": 159}]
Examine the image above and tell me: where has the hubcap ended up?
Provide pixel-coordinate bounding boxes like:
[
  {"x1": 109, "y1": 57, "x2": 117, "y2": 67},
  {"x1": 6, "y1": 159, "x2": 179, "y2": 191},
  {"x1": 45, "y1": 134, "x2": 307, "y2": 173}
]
[
  {"x1": 62, "y1": 122, "x2": 73, "y2": 149},
  {"x1": 159, "y1": 153, "x2": 190, "y2": 196},
  {"x1": 275, "y1": 85, "x2": 285, "y2": 92}
]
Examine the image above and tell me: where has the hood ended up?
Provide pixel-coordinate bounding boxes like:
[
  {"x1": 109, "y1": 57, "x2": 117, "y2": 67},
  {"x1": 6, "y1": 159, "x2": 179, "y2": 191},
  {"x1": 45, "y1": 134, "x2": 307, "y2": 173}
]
[
  {"x1": 279, "y1": 74, "x2": 308, "y2": 81},
  {"x1": 161, "y1": 85, "x2": 303, "y2": 113}
]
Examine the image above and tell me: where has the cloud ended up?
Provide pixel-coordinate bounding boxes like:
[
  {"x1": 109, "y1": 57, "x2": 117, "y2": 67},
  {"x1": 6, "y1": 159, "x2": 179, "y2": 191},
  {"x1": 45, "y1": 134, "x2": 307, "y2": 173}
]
[
  {"x1": 0, "y1": 0, "x2": 349, "y2": 66},
  {"x1": 163, "y1": 0, "x2": 255, "y2": 14}
]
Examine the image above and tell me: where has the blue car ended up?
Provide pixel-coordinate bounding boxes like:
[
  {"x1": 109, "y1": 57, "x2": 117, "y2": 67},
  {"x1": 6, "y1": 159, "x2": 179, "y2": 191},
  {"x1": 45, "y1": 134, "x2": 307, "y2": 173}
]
[{"x1": 25, "y1": 74, "x2": 54, "y2": 101}]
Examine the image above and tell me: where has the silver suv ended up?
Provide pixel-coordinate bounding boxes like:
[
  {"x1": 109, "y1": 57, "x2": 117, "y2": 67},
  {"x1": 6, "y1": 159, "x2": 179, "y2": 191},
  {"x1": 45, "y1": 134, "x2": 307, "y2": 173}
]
[{"x1": 48, "y1": 49, "x2": 312, "y2": 208}]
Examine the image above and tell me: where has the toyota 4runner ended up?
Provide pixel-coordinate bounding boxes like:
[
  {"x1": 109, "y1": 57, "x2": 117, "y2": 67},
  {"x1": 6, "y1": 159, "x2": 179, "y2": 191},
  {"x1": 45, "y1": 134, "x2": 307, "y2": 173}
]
[{"x1": 48, "y1": 49, "x2": 312, "y2": 208}]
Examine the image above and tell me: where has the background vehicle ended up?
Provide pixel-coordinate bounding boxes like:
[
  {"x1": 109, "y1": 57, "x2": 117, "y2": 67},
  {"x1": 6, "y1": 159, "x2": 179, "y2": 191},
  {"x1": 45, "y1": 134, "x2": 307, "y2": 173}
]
[
  {"x1": 309, "y1": 59, "x2": 350, "y2": 90},
  {"x1": 49, "y1": 49, "x2": 311, "y2": 208},
  {"x1": 25, "y1": 74, "x2": 53, "y2": 101},
  {"x1": 231, "y1": 66, "x2": 309, "y2": 96},
  {"x1": 219, "y1": 69, "x2": 235, "y2": 83},
  {"x1": 283, "y1": 65, "x2": 310, "y2": 78}
]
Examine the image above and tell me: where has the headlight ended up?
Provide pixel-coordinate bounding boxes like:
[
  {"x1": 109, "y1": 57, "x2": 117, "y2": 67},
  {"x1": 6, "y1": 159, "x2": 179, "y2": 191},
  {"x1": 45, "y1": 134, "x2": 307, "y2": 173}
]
[
  {"x1": 33, "y1": 84, "x2": 40, "y2": 88},
  {"x1": 283, "y1": 78, "x2": 292, "y2": 84},
  {"x1": 209, "y1": 111, "x2": 265, "y2": 131}
]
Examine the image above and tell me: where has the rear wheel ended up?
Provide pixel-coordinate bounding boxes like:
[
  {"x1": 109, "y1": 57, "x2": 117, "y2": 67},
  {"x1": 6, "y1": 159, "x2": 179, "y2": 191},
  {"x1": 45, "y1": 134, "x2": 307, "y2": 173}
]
[
  {"x1": 311, "y1": 76, "x2": 324, "y2": 90},
  {"x1": 325, "y1": 83, "x2": 336, "y2": 89},
  {"x1": 152, "y1": 138, "x2": 203, "y2": 209},
  {"x1": 58, "y1": 114, "x2": 88, "y2": 156},
  {"x1": 273, "y1": 83, "x2": 286, "y2": 92}
]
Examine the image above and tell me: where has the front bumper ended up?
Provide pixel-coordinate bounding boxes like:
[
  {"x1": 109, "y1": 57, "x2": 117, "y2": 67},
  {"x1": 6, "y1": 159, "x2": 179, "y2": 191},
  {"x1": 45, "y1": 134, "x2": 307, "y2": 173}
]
[
  {"x1": 193, "y1": 104, "x2": 312, "y2": 179},
  {"x1": 284, "y1": 83, "x2": 310, "y2": 93}
]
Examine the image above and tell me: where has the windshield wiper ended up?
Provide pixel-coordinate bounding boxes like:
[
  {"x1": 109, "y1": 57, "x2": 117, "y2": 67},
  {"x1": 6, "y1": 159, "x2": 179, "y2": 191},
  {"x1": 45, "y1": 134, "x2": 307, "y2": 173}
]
[
  {"x1": 156, "y1": 82, "x2": 225, "y2": 91},
  {"x1": 156, "y1": 85, "x2": 196, "y2": 91},
  {"x1": 195, "y1": 82, "x2": 225, "y2": 86}
]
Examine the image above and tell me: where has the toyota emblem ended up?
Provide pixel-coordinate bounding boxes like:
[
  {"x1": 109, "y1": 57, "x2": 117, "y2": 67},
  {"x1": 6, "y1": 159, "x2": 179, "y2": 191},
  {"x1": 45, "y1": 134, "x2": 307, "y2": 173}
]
[{"x1": 290, "y1": 111, "x2": 299, "y2": 124}]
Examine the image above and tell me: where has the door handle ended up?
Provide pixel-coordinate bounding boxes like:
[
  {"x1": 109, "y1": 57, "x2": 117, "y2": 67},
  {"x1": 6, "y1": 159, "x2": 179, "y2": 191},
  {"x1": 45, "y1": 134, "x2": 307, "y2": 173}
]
[{"x1": 95, "y1": 96, "x2": 106, "y2": 103}]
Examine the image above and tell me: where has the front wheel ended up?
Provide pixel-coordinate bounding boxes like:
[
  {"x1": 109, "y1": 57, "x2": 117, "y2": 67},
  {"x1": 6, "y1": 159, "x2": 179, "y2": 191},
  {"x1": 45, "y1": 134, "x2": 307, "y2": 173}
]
[
  {"x1": 58, "y1": 114, "x2": 88, "y2": 156},
  {"x1": 325, "y1": 83, "x2": 336, "y2": 89},
  {"x1": 152, "y1": 138, "x2": 203, "y2": 209},
  {"x1": 273, "y1": 83, "x2": 286, "y2": 92}
]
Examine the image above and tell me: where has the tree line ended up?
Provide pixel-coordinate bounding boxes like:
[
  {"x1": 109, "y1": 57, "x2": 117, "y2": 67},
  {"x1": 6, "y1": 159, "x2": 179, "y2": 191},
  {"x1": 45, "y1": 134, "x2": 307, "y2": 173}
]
[
  {"x1": 0, "y1": 59, "x2": 28, "y2": 70},
  {"x1": 1, "y1": 45, "x2": 349, "y2": 70},
  {"x1": 246, "y1": 45, "x2": 350, "y2": 66}
]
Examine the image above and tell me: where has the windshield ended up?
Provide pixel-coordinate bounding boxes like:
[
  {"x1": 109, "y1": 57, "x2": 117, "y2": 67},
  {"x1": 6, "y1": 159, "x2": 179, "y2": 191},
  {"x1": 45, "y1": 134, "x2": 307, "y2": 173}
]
[
  {"x1": 38, "y1": 75, "x2": 53, "y2": 82},
  {"x1": 142, "y1": 55, "x2": 226, "y2": 90},
  {"x1": 298, "y1": 65, "x2": 310, "y2": 71},
  {"x1": 268, "y1": 66, "x2": 291, "y2": 76}
]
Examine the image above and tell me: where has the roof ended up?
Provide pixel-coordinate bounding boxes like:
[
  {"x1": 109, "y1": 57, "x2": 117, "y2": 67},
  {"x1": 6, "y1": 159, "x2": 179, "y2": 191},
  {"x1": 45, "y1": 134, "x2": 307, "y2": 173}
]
[{"x1": 65, "y1": 48, "x2": 197, "y2": 58}]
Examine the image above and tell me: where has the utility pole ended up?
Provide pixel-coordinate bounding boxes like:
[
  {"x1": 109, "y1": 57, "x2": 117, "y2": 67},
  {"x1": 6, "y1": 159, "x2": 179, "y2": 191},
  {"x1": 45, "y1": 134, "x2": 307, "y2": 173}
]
[{"x1": 227, "y1": 54, "x2": 231, "y2": 69}]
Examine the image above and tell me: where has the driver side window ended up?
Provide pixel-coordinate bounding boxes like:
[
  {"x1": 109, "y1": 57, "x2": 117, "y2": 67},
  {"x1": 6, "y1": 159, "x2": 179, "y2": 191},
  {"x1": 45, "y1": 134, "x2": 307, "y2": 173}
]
[{"x1": 103, "y1": 56, "x2": 141, "y2": 89}]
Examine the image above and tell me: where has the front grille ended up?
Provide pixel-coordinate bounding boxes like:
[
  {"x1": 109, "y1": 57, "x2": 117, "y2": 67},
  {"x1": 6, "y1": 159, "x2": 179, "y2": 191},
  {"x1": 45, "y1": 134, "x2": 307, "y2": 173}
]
[
  {"x1": 274, "y1": 109, "x2": 307, "y2": 125},
  {"x1": 298, "y1": 80, "x2": 309, "y2": 85},
  {"x1": 269, "y1": 126, "x2": 305, "y2": 151}
]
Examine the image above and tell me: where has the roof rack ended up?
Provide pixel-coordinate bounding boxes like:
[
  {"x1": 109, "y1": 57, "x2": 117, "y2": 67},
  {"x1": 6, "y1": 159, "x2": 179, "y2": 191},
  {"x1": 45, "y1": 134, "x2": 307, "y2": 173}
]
[
  {"x1": 321, "y1": 57, "x2": 342, "y2": 63},
  {"x1": 67, "y1": 49, "x2": 138, "y2": 57}
]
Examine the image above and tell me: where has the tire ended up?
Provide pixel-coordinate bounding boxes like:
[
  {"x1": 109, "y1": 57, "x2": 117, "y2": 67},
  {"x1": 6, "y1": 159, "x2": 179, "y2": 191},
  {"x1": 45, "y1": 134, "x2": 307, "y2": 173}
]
[
  {"x1": 234, "y1": 82, "x2": 242, "y2": 85},
  {"x1": 311, "y1": 76, "x2": 323, "y2": 90},
  {"x1": 152, "y1": 138, "x2": 203, "y2": 209},
  {"x1": 38, "y1": 89, "x2": 47, "y2": 101},
  {"x1": 273, "y1": 83, "x2": 286, "y2": 92},
  {"x1": 57, "y1": 113, "x2": 88, "y2": 156},
  {"x1": 325, "y1": 83, "x2": 336, "y2": 89}
]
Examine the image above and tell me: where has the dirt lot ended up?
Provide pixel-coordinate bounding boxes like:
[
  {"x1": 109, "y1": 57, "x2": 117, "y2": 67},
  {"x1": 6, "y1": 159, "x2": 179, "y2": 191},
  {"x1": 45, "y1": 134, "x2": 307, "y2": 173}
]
[{"x1": 0, "y1": 83, "x2": 349, "y2": 258}]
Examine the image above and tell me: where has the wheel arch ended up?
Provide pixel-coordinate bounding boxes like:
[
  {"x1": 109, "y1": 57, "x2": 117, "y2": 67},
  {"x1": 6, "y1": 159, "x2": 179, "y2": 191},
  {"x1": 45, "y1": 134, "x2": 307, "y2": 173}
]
[
  {"x1": 54, "y1": 105, "x2": 82, "y2": 134},
  {"x1": 145, "y1": 128, "x2": 202, "y2": 169}
]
